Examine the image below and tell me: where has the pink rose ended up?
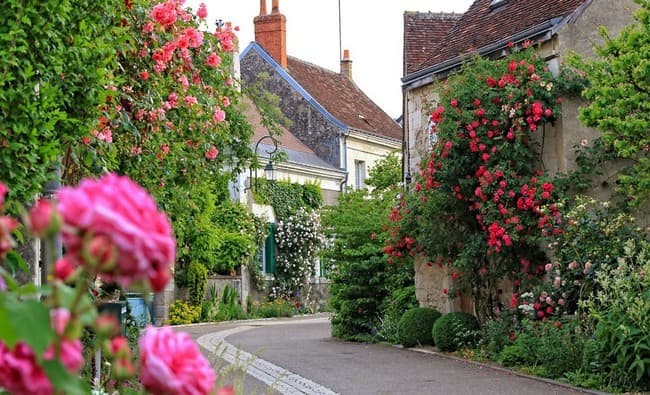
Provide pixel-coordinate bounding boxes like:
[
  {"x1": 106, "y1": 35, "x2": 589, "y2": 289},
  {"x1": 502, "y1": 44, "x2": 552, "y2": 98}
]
[
  {"x1": 139, "y1": 326, "x2": 215, "y2": 395},
  {"x1": 56, "y1": 174, "x2": 175, "y2": 292},
  {"x1": 0, "y1": 181, "x2": 7, "y2": 208},
  {"x1": 50, "y1": 308, "x2": 70, "y2": 336},
  {"x1": 206, "y1": 53, "x2": 221, "y2": 68},
  {"x1": 29, "y1": 198, "x2": 59, "y2": 237},
  {"x1": 43, "y1": 339, "x2": 83, "y2": 373},
  {"x1": 205, "y1": 145, "x2": 219, "y2": 160},
  {"x1": 0, "y1": 341, "x2": 53, "y2": 395},
  {"x1": 197, "y1": 2, "x2": 208, "y2": 19},
  {"x1": 0, "y1": 216, "x2": 18, "y2": 259},
  {"x1": 53, "y1": 255, "x2": 76, "y2": 282}
]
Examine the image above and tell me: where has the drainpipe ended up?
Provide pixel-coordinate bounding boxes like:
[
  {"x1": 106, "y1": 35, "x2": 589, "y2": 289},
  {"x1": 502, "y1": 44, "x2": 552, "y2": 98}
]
[{"x1": 339, "y1": 129, "x2": 349, "y2": 191}]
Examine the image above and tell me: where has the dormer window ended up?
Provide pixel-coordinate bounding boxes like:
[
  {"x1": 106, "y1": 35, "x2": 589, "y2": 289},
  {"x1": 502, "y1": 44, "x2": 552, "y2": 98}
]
[{"x1": 490, "y1": 0, "x2": 508, "y2": 11}]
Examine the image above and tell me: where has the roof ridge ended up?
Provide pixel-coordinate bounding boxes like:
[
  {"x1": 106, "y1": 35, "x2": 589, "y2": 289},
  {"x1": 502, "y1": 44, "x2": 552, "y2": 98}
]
[
  {"x1": 404, "y1": 11, "x2": 463, "y2": 19},
  {"x1": 287, "y1": 55, "x2": 341, "y2": 77}
]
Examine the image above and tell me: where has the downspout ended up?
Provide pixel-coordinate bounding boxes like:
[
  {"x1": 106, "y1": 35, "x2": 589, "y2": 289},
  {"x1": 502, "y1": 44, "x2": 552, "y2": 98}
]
[{"x1": 339, "y1": 128, "x2": 349, "y2": 192}]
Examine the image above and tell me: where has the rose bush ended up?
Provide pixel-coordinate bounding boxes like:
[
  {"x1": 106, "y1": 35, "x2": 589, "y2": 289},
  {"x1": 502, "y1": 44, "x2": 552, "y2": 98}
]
[
  {"x1": 387, "y1": 46, "x2": 563, "y2": 321},
  {"x1": 0, "y1": 175, "x2": 226, "y2": 394}
]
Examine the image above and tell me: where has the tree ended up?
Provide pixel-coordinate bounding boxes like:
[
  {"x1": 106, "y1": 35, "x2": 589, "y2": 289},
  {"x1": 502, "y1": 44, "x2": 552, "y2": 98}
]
[
  {"x1": 323, "y1": 154, "x2": 410, "y2": 340},
  {"x1": 570, "y1": 0, "x2": 650, "y2": 206}
]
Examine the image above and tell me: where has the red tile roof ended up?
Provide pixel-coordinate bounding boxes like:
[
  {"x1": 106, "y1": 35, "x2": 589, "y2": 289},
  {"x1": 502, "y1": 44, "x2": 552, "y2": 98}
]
[
  {"x1": 415, "y1": 0, "x2": 587, "y2": 72},
  {"x1": 286, "y1": 57, "x2": 402, "y2": 141},
  {"x1": 404, "y1": 12, "x2": 462, "y2": 75}
]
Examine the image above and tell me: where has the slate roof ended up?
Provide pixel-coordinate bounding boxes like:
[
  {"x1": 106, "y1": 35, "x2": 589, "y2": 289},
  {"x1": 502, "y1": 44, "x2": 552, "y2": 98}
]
[
  {"x1": 404, "y1": 12, "x2": 462, "y2": 75},
  {"x1": 241, "y1": 96, "x2": 339, "y2": 170},
  {"x1": 286, "y1": 56, "x2": 402, "y2": 141},
  {"x1": 414, "y1": 0, "x2": 588, "y2": 73}
]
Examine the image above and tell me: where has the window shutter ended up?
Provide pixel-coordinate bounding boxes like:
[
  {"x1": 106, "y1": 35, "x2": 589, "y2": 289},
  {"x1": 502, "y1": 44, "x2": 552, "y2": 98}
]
[{"x1": 264, "y1": 222, "x2": 277, "y2": 274}]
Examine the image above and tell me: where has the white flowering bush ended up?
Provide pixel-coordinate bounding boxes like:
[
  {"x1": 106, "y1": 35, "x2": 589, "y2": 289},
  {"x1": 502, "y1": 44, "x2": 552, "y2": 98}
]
[{"x1": 273, "y1": 208, "x2": 325, "y2": 300}]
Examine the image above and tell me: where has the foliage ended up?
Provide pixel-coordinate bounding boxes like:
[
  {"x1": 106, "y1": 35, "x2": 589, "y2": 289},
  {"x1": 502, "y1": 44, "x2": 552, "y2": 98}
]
[
  {"x1": 0, "y1": 0, "x2": 120, "y2": 206},
  {"x1": 249, "y1": 298, "x2": 296, "y2": 318},
  {"x1": 168, "y1": 300, "x2": 201, "y2": 325},
  {"x1": 187, "y1": 261, "x2": 207, "y2": 306},
  {"x1": 387, "y1": 47, "x2": 564, "y2": 322},
  {"x1": 273, "y1": 207, "x2": 325, "y2": 299},
  {"x1": 568, "y1": 1, "x2": 650, "y2": 207},
  {"x1": 375, "y1": 285, "x2": 418, "y2": 343},
  {"x1": 397, "y1": 307, "x2": 441, "y2": 348},
  {"x1": 365, "y1": 151, "x2": 402, "y2": 191},
  {"x1": 324, "y1": 192, "x2": 405, "y2": 339},
  {"x1": 482, "y1": 310, "x2": 517, "y2": 360},
  {"x1": 432, "y1": 312, "x2": 480, "y2": 352},
  {"x1": 496, "y1": 319, "x2": 585, "y2": 379},
  {"x1": 256, "y1": 179, "x2": 323, "y2": 220},
  {"x1": 324, "y1": 152, "x2": 411, "y2": 340},
  {"x1": 581, "y1": 239, "x2": 650, "y2": 391},
  {"x1": 542, "y1": 196, "x2": 646, "y2": 315}
]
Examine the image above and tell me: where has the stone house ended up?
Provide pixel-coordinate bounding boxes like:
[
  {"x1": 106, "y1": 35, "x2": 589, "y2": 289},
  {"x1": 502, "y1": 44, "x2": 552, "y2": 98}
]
[
  {"x1": 402, "y1": 0, "x2": 639, "y2": 313},
  {"x1": 240, "y1": 0, "x2": 402, "y2": 196}
]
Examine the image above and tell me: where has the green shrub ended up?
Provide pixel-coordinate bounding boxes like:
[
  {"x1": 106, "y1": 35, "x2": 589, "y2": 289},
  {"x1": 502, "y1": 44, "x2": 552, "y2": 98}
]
[
  {"x1": 397, "y1": 307, "x2": 442, "y2": 348},
  {"x1": 251, "y1": 298, "x2": 295, "y2": 318},
  {"x1": 376, "y1": 285, "x2": 418, "y2": 343},
  {"x1": 168, "y1": 301, "x2": 201, "y2": 325},
  {"x1": 432, "y1": 312, "x2": 480, "y2": 352},
  {"x1": 583, "y1": 239, "x2": 650, "y2": 391},
  {"x1": 483, "y1": 312, "x2": 516, "y2": 360},
  {"x1": 187, "y1": 261, "x2": 207, "y2": 306}
]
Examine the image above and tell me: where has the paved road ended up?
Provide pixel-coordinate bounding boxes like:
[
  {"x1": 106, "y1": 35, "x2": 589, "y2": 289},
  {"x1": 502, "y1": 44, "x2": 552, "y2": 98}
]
[{"x1": 183, "y1": 315, "x2": 599, "y2": 395}]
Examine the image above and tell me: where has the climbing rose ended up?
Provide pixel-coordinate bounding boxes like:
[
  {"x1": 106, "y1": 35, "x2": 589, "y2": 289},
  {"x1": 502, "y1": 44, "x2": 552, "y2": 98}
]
[
  {"x1": 205, "y1": 145, "x2": 219, "y2": 160},
  {"x1": 0, "y1": 342, "x2": 53, "y2": 395},
  {"x1": 139, "y1": 326, "x2": 215, "y2": 395},
  {"x1": 28, "y1": 198, "x2": 59, "y2": 237},
  {"x1": 197, "y1": 2, "x2": 208, "y2": 19},
  {"x1": 0, "y1": 181, "x2": 6, "y2": 208},
  {"x1": 56, "y1": 173, "x2": 175, "y2": 292},
  {"x1": 0, "y1": 216, "x2": 18, "y2": 259},
  {"x1": 43, "y1": 340, "x2": 84, "y2": 373}
]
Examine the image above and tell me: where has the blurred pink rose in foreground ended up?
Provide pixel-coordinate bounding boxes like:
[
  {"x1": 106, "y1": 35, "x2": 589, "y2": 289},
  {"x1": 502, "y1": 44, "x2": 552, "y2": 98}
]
[
  {"x1": 139, "y1": 326, "x2": 215, "y2": 395},
  {"x1": 28, "y1": 198, "x2": 59, "y2": 237},
  {"x1": 56, "y1": 173, "x2": 175, "y2": 291},
  {"x1": 0, "y1": 341, "x2": 53, "y2": 395}
]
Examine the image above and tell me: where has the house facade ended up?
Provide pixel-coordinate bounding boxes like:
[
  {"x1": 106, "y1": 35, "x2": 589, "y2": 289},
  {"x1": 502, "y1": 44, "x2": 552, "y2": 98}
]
[
  {"x1": 240, "y1": 0, "x2": 402, "y2": 195},
  {"x1": 402, "y1": 0, "x2": 639, "y2": 312}
]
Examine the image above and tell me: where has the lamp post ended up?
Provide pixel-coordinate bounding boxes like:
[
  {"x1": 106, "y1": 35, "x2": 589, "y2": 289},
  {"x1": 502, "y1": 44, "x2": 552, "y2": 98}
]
[{"x1": 248, "y1": 134, "x2": 279, "y2": 192}]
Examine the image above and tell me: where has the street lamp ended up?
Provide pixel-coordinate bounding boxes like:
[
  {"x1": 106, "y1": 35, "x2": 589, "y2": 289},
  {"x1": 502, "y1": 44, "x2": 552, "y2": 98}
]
[{"x1": 248, "y1": 134, "x2": 279, "y2": 192}]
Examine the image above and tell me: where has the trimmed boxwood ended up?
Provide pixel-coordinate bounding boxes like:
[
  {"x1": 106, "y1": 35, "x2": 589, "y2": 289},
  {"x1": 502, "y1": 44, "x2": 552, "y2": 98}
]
[
  {"x1": 432, "y1": 312, "x2": 480, "y2": 352},
  {"x1": 397, "y1": 307, "x2": 442, "y2": 347}
]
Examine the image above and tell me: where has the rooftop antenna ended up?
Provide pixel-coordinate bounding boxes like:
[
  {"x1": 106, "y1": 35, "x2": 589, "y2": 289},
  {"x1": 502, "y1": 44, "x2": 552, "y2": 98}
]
[{"x1": 338, "y1": 0, "x2": 342, "y2": 62}]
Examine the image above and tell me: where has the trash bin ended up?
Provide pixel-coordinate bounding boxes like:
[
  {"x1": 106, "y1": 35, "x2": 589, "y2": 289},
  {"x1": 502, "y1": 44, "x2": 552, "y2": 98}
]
[
  {"x1": 97, "y1": 301, "x2": 127, "y2": 336},
  {"x1": 126, "y1": 293, "x2": 153, "y2": 326}
]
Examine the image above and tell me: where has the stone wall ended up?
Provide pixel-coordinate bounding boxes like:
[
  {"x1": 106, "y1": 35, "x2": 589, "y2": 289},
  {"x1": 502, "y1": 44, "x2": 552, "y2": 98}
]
[
  {"x1": 405, "y1": 0, "x2": 640, "y2": 315},
  {"x1": 241, "y1": 50, "x2": 342, "y2": 169}
]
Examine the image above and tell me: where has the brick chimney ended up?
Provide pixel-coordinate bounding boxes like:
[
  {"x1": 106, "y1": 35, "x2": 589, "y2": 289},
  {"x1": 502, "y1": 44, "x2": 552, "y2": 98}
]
[
  {"x1": 254, "y1": 0, "x2": 287, "y2": 68},
  {"x1": 340, "y1": 49, "x2": 353, "y2": 80}
]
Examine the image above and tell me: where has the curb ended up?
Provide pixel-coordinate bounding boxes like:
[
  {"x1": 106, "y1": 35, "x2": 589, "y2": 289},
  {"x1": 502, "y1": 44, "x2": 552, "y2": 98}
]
[{"x1": 402, "y1": 345, "x2": 610, "y2": 395}]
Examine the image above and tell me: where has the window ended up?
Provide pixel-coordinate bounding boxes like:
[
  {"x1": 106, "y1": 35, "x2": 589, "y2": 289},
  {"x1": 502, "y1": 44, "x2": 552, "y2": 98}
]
[
  {"x1": 260, "y1": 223, "x2": 276, "y2": 274},
  {"x1": 354, "y1": 160, "x2": 366, "y2": 190},
  {"x1": 489, "y1": 0, "x2": 508, "y2": 10}
]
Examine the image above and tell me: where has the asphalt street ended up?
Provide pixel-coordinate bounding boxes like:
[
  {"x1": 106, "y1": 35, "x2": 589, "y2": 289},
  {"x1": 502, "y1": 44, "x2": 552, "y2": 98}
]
[{"x1": 182, "y1": 314, "x2": 602, "y2": 395}]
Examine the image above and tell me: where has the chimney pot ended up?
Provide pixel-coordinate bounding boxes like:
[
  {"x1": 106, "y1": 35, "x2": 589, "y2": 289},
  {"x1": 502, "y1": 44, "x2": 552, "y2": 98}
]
[
  {"x1": 341, "y1": 49, "x2": 353, "y2": 80},
  {"x1": 272, "y1": 0, "x2": 279, "y2": 13},
  {"x1": 254, "y1": 0, "x2": 287, "y2": 68}
]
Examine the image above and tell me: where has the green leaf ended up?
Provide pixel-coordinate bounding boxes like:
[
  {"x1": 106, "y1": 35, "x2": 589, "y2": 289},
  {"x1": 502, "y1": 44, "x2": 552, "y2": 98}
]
[
  {"x1": 0, "y1": 294, "x2": 54, "y2": 354},
  {"x1": 5, "y1": 250, "x2": 29, "y2": 275},
  {"x1": 41, "y1": 359, "x2": 91, "y2": 395}
]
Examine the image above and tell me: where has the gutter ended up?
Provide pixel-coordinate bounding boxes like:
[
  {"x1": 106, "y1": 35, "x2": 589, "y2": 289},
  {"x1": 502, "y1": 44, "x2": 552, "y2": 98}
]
[{"x1": 401, "y1": 17, "x2": 565, "y2": 91}]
